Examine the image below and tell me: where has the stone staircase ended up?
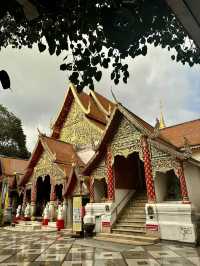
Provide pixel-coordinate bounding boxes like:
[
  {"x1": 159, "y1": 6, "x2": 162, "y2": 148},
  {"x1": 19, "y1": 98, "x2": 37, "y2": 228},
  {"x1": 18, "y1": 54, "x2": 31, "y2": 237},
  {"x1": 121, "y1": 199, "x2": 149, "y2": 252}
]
[{"x1": 94, "y1": 192, "x2": 159, "y2": 245}]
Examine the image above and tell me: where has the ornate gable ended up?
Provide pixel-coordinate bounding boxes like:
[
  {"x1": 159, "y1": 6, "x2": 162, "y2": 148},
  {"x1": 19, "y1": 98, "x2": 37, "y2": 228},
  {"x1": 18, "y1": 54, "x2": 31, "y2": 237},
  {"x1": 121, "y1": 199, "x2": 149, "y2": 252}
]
[
  {"x1": 29, "y1": 150, "x2": 64, "y2": 185},
  {"x1": 59, "y1": 100, "x2": 102, "y2": 145},
  {"x1": 110, "y1": 116, "x2": 143, "y2": 160}
]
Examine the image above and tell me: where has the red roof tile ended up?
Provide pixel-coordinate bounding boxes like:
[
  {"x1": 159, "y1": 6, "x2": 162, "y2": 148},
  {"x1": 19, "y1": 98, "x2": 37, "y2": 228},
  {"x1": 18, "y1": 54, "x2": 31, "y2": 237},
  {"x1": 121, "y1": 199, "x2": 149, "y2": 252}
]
[
  {"x1": 0, "y1": 157, "x2": 28, "y2": 176},
  {"x1": 161, "y1": 119, "x2": 200, "y2": 148}
]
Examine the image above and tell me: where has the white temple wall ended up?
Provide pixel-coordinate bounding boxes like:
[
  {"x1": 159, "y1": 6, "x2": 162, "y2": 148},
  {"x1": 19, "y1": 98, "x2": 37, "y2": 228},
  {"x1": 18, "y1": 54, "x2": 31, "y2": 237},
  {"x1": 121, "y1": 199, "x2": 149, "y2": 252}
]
[
  {"x1": 114, "y1": 189, "x2": 133, "y2": 208},
  {"x1": 77, "y1": 149, "x2": 95, "y2": 164},
  {"x1": 94, "y1": 179, "x2": 106, "y2": 202},
  {"x1": 191, "y1": 150, "x2": 200, "y2": 161},
  {"x1": 184, "y1": 162, "x2": 200, "y2": 211},
  {"x1": 154, "y1": 172, "x2": 168, "y2": 202}
]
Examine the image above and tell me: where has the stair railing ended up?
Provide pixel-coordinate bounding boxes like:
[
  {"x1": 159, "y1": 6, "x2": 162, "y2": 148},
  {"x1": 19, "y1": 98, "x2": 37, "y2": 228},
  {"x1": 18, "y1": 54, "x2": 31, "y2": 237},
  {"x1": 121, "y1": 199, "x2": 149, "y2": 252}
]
[{"x1": 111, "y1": 190, "x2": 135, "y2": 226}]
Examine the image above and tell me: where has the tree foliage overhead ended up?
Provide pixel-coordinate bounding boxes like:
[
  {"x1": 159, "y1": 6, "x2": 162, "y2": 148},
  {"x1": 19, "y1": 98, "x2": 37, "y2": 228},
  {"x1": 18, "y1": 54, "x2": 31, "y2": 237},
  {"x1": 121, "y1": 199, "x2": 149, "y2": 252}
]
[
  {"x1": 0, "y1": 105, "x2": 30, "y2": 159},
  {"x1": 1, "y1": 0, "x2": 200, "y2": 91}
]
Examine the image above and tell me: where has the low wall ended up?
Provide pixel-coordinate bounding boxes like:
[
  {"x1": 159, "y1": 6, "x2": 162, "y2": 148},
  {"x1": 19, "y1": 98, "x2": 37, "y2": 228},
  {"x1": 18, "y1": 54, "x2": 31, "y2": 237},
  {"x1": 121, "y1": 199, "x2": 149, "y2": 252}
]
[{"x1": 145, "y1": 202, "x2": 199, "y2": 243}]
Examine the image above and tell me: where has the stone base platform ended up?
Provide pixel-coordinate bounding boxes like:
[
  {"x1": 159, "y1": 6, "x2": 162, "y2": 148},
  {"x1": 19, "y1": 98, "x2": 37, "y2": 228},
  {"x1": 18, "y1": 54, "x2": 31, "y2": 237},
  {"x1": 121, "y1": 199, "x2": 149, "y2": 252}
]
[{"x1": 4, "y1": 221, "x2": 57, "y2": 232}]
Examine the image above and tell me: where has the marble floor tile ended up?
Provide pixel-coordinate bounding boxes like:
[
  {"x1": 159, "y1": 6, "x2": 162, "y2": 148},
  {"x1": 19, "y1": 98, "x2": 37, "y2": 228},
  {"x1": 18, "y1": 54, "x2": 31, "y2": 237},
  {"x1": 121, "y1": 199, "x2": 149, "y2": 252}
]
[
  {"x1": 122, "y1": 251, "x2": 151, "y2": 259},
  {"x1": 128, "y1": 247, "x2": 145, "y2": 252},
  {"x1": 126, "y1": 258, "x2": 160, "y2": 266},
  {"x1": 18, "y1": 249, "x2": 46, "y2": 255},
  {"x1": 95, "y1": 252, "x2": 123, "y2": 260},
  {"x1": 66, "y1": 252, "x2": 94, "y2": 261},
  {"x1": 4, "y1": 254, "x2": 40, "y2": 263},
  {"x1": 174, "y1": 249, "x2": 200, "y2": 257},
  {"x1": 4, "y1": 245, "x2": 28, "y2": 250},
  {"x1": 0, "y1": 249, "x2": 19, "y2": 255},
  {"x1": 43, "y1": 248, "x2": 68, "y2": 254},
  {"x1": 0, "y1": 255, "x2": 13, "y2": 263},
  {"x1": 62, "y1": 261, "x2": 93, "y2": 266},
  {"x1": 49, "y1": 243, "x2": 72, "y2": 250},
  {"x1": 28, "y1": 262, "x2": 61, "y2": 266},
  {"x1": 35, "y1": 253, "x2": 66, "y2": 262},
  {"x1": 156, "y1": 257, "x2": 195, "y2": 265},
  {"x1": 148, "y1": 250, "x2": 180, "y2": 259},
  {"x1": 187, "y1": 257, "x2": 200, "y2": 266},
  {"x1": 1, "y1": 263, "x2": 30, "y2": 266},
  {"x1": 70, "y1": 247, "x2": 94, "y2": 254},
  {"x1": 94, "y1": 259, "x2": 127, "y2": 266}
]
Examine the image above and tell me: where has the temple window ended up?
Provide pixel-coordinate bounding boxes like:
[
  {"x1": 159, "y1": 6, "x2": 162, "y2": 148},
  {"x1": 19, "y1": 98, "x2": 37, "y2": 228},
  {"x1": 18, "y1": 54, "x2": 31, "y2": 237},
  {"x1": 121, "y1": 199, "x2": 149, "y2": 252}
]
[
  {"x1": 155, "y1": 170, "x2": 181, "y2": 202},
  {"x1": 94, "y1": 178, "x2": 107, "y2": 202}
]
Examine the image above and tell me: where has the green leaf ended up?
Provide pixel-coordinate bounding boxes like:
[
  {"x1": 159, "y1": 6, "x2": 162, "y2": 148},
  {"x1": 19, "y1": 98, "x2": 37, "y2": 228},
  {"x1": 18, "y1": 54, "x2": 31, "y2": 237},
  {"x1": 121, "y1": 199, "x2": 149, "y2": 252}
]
[
  {"x1": 141, "y1": 45, "x2": 147, "y2": 56},
  {"x1": 38, "y1": 42, "x2": 46, "y2": 53},
  {"x1": 60, "y1": 64, "x2": 67, "y2": 71},
  {"x1": 94, "y1": 71, "x2": 102, "y2": 81}
]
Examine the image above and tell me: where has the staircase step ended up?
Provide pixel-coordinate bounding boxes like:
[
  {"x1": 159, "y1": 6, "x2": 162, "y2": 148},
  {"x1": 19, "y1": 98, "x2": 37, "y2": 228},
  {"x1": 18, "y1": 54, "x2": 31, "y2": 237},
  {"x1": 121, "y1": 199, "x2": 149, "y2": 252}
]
[
  {"x1": 120, "y1": 214, "x2": 146, "y2": 219},
  {"x1": 118, "y1": 218, "x2": 146, "y2": 223},
  {"x1": 115, "y1": 226, "x2": 145, "y2": 231},
  {"x1": 124, "y1": 209, "x2": 145, "y2": 214},
  {"x1": 93, "y1": 236, "x2": 150, "y2": 246},
  {"x1": 96, "y1": 232, "x2": 159, "y2": 244},
  {"x1": 116, "y1": 223, "x2": 145, "y2": 228},
  {"x1": 112, "y1": 228, "x2": 146, "y2": 235},
  {"x1": 129, "y1": 204, "x2": 146, "y2": 208}
]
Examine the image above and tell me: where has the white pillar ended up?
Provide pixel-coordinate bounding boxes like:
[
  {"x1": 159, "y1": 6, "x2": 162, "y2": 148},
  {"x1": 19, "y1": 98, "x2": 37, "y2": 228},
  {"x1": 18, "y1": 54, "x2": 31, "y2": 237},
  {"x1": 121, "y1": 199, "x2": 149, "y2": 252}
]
[{"x1": 67, "y1": 198, "x2": 73, "y2": 228}]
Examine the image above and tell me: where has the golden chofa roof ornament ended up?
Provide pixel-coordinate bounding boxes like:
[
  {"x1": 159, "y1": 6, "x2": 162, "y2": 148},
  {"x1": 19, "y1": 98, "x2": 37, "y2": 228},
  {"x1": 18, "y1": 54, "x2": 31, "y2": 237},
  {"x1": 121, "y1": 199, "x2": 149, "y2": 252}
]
[{"x1": 159, "y1": 100, "x2": 166, "y2": 129}]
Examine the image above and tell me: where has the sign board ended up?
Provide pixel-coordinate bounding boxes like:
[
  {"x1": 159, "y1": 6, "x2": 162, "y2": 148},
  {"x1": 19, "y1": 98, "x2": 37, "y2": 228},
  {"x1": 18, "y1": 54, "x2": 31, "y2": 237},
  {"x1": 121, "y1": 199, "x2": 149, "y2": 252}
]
[
  {"x1": 102, "y1": 221, "x2": 111, "y2": 227},
  {"x1": 72, "y1": 196, "x2": 82, "y2": 232},
  {"x1": 146, "y1": 224, "x2": 159, "y2": 231},
  {"x1": 101, "y1": 214, "x2": 111, "y2": 227}
]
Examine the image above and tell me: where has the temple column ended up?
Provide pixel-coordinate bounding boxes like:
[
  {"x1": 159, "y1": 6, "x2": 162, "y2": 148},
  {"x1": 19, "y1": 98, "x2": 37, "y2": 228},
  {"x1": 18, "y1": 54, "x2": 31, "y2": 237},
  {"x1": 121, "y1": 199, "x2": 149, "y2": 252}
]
[
  {"x1": 89, "y1": 176, "x2": 94, "y2": 203},
  {"x1": 49, "y1": 178, "x2": 56, "y2": 221},
  {"x1": 106, "y1": 146, "x2": 115, "y2": 201},
  {"x1": 141, "y1": 136, "x2": 156, "y2": 203},
  {"x1": 63, "y1": 198, "x2": 68, "y2": 227},
  {"x1": 31, "y1": 181, "x2": 36, "y2": 218},
  {"x1": 66, "y1": 197, "x2": 72, "y2": 228},
  {"x1": 22, "y1": 187, "x2": 27, "y2": 215},
  {"x1": 177, "y1": 161, "x2": 190, "y2": 203}
]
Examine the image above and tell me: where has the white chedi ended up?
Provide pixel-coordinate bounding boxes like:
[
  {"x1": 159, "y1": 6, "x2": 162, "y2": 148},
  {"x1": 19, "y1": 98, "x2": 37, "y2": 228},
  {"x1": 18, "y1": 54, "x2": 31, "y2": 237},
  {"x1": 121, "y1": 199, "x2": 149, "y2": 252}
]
[
  {"x1": 43, "y1": 203, "x2": 50, "y2": 220},
  {"x1": 16, "y1": 205, "x2": 21, "y2": 218},
  {"x1": 57, "y1": 204, "x2": 64, "y2": 220},
  {"x1": 24, "y1": 203, "x2": 31, "y2": 218}
]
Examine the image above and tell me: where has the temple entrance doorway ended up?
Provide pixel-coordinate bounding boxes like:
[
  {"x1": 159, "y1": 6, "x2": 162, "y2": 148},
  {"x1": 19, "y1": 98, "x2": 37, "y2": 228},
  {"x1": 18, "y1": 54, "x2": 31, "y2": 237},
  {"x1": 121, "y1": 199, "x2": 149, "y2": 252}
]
[
  {"x1": 36, "y1": 175, "x2": 51, "y2": 216},
  {"x1": 55, "y1": 184, "x2": 63, "y2": 203},
  {"x1": 114, "y1": 152, "x2": 146, "y2": 194}
]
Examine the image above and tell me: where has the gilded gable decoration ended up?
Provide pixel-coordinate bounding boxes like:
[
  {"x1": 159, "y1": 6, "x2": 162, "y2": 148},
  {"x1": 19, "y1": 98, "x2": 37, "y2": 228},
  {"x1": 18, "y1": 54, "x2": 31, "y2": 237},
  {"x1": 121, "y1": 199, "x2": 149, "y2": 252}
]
[
  {"x1": 59, "y1": 101, "x2": 102, "y2": 145},
  {"x1": 110, "y1": 116, "x2": 144, "y2": 161},
  {"x1": 91, "y1": 158, "x2": 107, "y2": 181}
]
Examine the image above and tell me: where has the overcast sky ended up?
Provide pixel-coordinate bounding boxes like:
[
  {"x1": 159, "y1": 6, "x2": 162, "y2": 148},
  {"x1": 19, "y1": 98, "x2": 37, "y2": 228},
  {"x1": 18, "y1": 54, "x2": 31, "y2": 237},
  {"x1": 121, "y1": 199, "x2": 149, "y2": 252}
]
[{"x1": 0, "y1": 45, "x2": 200, "y2": 152}]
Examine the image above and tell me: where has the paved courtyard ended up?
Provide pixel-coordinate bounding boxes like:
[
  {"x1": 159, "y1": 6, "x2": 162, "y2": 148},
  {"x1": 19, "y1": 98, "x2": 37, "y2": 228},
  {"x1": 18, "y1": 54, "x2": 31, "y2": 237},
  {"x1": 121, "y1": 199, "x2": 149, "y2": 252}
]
[{"x1": 0, "y1": 230, "x2": 199, "y2": 265}]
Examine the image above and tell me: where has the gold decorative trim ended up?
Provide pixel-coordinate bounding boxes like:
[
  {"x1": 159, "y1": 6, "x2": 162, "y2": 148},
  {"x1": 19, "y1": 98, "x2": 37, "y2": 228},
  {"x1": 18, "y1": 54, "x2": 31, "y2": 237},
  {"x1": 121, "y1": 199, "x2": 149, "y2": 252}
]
[
  {"x1": 89, "y1": 90, "x2": 111, "y2": 116},
  {"x1": 84, "y1": 116, "x2": 104, "y2": 133},
  {"x1": 70, "y1": 83, "x2": 90, "y2": 114}
]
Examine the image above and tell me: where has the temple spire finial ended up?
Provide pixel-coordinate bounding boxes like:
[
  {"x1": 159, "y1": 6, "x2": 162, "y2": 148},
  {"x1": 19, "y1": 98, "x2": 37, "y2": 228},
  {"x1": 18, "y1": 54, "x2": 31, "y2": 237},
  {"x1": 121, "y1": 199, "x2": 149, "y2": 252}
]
[{"x1": 159, "y1": 100, "x2": 166, "y2": 129}]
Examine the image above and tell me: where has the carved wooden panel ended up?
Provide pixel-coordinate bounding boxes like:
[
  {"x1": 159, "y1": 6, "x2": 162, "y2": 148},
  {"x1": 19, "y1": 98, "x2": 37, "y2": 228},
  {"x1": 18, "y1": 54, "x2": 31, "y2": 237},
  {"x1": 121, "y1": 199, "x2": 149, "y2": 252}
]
[
  {"x1": 59, "y1": 101, "x2": 102, "y2": 145},
  {"x1": 30, "y1": 151, "x2": 64, "y2": 183},
  {"x1": 92, "y1": 158, "x2": 107, "y2": 182},
  {"x1": 110, "y1": 117, "x2": 143, "y2": 161}
]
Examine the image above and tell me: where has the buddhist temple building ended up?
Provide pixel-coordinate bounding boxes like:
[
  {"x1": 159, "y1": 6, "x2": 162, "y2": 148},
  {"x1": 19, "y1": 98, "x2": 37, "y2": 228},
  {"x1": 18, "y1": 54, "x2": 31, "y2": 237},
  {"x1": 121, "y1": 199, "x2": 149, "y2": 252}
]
[
  {"x1": 82, "y1": 102, "x2": 200, "y2": 244},
  {"x1": 16, "y1": 84, "x2": 114, "y2": 226},
  {"x1": 0, "y1": 156, "x2": 28, "y2": 211},
  {"x1": 2, "y1": 84, "x2": 200, "y2": 244}
]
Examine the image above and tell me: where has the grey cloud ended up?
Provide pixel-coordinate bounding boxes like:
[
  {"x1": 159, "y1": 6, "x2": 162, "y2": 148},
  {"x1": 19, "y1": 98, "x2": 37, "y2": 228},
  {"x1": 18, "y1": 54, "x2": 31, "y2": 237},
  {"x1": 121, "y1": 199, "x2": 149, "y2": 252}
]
[{"x1": 0, "y1": 45, "x2": 200, "y2": 152}]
